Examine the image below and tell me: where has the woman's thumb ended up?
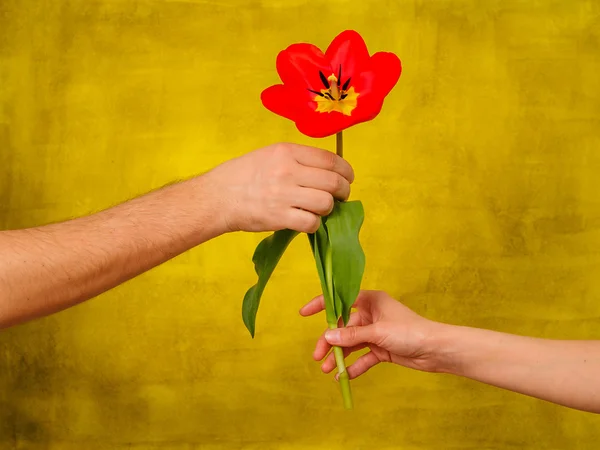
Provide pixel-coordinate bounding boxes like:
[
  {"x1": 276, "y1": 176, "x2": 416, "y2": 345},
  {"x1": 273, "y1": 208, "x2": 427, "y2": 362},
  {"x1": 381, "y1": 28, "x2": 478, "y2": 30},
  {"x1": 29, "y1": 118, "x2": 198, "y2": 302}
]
[{"x1": 325, "y1": 325, "x2": 376, "y2": 347}]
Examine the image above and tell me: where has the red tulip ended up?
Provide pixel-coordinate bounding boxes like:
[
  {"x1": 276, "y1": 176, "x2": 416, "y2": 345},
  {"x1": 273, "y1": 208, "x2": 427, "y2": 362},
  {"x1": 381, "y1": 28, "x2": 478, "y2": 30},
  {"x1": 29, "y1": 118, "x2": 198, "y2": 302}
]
[{"x1": 261, "y1": 30, "x2": 402, "y2": 138}]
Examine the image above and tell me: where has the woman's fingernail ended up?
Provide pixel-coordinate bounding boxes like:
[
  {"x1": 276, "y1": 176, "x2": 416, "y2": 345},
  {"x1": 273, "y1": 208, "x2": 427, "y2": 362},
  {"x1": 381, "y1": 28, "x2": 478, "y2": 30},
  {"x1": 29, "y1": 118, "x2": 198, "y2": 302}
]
[{"x1": 325, "y1": 329, "x2": 340, "y2": 343}]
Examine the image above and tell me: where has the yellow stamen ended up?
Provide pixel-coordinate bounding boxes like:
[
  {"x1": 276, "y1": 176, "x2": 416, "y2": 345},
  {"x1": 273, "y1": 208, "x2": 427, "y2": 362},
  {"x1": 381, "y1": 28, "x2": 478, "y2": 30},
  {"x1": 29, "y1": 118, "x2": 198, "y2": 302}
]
[
  {"x1": 311, "y1": 69, "x2": 359, "y2": 116},
  {"x1": 314, "y1": 86, "x2": 359, "y2": 116},
  {"x1": 328, "y1": 74, "x2": 340, "y2": 99}
]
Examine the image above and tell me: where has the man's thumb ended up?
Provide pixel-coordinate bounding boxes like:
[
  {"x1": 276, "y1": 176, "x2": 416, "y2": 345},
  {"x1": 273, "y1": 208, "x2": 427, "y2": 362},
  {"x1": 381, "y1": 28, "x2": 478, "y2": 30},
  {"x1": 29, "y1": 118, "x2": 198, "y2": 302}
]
[{"x1": 325, "y1": 325, "x2": 376, "y2": 347}]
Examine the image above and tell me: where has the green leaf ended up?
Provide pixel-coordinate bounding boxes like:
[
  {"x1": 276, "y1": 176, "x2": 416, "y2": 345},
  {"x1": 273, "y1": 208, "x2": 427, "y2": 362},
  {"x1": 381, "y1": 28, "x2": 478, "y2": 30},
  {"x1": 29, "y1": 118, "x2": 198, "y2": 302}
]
[
  {"x1": 242, "y1": 229, "x2": 298, "y2": 337},
  {"x1": 334, "y1": 290, "x2": 343, "y2": 325},
  {"x1": 308, "y1": 220, "x2": 337, "y2": 325},
  {"x1": 326, "y1": 201, "x2": 366, "y2": 325}
]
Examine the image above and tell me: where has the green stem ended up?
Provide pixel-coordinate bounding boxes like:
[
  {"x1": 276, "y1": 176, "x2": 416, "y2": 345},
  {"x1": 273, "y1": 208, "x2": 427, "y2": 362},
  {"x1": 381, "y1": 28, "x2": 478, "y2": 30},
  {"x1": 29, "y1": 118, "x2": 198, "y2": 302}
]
[
  {"x1": 336, "y1": 131, "x2": 343, "y2": 158},
  {"x1": 324, "y1": 213, "x2": 353, "y2": 410},
  {"x1": 329, "y1": 324, "x2": 353, "y2": 410}
]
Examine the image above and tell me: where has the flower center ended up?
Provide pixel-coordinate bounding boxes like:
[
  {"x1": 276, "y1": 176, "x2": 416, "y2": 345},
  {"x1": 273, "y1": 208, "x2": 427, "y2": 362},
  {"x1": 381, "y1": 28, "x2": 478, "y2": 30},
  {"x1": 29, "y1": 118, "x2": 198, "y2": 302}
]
[{"x1": 308, "y1": 66, "x2": 359, "y2": 116}]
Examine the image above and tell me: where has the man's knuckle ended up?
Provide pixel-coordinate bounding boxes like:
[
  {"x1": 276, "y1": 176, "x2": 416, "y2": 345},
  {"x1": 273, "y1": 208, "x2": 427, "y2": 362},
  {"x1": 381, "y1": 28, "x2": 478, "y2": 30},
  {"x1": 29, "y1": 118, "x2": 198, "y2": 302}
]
[
  {"x1": 274, "y1": 142, "x2": 293, "y2": 155},
  {"x1": 318, "y1": 193, "x2": 334, "y2": 214},
  {"x1": 305, "y1": 215, "x2": 320, "y2": 233},
  {"x1": 325, "y1": 194, "x2": 335, "y2": 212},
  {"x1": 272, "y1": 166, "x2": 292, "y2": 182},
  {"x1": 324, "y1": 151, "x2": 338, "y2": 169},
  {"x1": 320, "y1": 173, "x2": 337, "y2": 193}
]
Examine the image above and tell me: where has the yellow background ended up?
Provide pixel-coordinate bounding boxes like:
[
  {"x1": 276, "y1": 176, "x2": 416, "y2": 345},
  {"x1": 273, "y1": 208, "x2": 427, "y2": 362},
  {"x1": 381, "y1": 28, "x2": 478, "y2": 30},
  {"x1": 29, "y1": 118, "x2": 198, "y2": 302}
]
[{"x1": 2, "y1": 0, "x2": 600, "y2": 448}]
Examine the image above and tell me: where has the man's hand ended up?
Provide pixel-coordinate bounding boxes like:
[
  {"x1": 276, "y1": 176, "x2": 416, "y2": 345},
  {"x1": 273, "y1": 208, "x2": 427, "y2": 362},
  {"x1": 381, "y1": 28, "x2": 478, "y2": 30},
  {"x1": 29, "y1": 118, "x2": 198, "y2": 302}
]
[
  {"x1": 204, "y1": 143, "x2": 354, "y2": 234},
  {"x1": 0, "y1": 142, "x2": 354, "y2": 328}
]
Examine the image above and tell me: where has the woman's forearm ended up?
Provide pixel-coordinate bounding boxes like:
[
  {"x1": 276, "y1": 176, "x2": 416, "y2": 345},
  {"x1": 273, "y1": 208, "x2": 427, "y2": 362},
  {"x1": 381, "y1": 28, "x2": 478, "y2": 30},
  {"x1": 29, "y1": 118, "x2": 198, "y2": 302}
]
[
  {"x1": 0, "y1": 175, "x2": 225, "y2": 328},
  {"x1": 434, "y1": 324, "x2": 600, "y2": 413}
]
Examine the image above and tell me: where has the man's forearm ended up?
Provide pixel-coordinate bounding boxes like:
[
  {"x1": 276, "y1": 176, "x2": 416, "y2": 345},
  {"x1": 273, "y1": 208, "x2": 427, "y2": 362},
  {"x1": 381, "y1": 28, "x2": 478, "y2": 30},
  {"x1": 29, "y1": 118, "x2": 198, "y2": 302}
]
[
  {"x1": 434, "y1": 325, "x2": 600, "y2": 413},
  {"x1": 0, "y1": 175, "x2": 226, "y2": 328}
]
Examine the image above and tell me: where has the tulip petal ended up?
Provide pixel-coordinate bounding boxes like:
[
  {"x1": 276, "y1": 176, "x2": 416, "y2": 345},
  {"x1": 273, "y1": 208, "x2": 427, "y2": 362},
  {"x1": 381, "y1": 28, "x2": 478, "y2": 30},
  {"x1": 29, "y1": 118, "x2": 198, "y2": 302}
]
[
  {"x1": 369, "y1": 52, "x2": 402, "y2": 96},
  {"x1": 325, "y1": 30, "x2": 371, "y2": 81},
  {"x1": 262, "y1": 31, "x2": 402, "y2": 138},
  {"x1": 295, "y1": 110, "x2": 354, "y2": 138},
  {"x1": 261, "y1": 84, "x2": 307, "y2": 122},
  {"x1": 276, "y1": 43, "x2": 333, "y2": 92}
]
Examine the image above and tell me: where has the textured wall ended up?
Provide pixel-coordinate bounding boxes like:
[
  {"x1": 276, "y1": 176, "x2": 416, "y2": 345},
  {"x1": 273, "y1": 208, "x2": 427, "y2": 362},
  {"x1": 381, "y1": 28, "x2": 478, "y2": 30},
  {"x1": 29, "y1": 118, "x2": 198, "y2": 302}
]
[{"x1": 1, "y1": 0, "x2": 600, "y2": 448}]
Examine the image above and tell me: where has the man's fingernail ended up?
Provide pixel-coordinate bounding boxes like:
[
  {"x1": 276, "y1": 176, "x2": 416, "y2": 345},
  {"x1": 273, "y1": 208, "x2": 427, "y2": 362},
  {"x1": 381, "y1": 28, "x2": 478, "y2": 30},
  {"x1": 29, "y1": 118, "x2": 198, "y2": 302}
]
[{"x1": 325, "y1": 329, "x2": 340, "y2": 343}]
